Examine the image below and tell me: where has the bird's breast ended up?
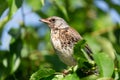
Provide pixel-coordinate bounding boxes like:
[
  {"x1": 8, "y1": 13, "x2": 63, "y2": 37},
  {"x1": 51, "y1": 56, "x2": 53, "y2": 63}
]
[
  {"x1": 50, "y1": 29, "x2": 74, "y2": 54},
  {"x1": 50, "y1": 30, "x2": 62, "y2": 50},
  {"x1": 50, "y1": 30, "x2": 76, "y2": 66}
]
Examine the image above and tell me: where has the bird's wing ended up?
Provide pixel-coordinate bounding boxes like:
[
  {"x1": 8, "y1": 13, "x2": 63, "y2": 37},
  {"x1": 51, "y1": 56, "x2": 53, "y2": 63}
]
[
  {"x1": 68, "y1": 27, "x2": 82, "y2": 42},
  {"x1": 59, "y1": 27, "x2": 82, "y2": 45},
  {"x1": 62, "y1": 27, "x2": 94, "y2": 60}
]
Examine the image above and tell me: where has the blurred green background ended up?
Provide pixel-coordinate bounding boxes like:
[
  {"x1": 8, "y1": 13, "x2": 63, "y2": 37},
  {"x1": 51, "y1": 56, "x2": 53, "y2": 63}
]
[{"x1": 0, "y1": 0, "x2": 120, "y2": 80}]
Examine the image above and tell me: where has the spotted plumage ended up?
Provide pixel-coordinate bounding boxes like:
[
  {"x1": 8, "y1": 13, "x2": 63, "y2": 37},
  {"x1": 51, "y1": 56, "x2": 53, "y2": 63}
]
[{"x1": 40, "y1": 16, "x2": 93, "y2": 66}]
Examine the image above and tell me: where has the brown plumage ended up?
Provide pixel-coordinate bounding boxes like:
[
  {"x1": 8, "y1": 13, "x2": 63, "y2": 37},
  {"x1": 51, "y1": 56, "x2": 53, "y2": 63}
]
[{"x1": 40, "y1": 16, "x2": 93, "y2": 66}]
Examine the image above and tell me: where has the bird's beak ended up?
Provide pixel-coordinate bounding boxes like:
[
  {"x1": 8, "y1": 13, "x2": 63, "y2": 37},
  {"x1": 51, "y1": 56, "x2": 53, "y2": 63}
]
[{"x1": 40, "y1": 18, "x2": 50, "y2": 24}]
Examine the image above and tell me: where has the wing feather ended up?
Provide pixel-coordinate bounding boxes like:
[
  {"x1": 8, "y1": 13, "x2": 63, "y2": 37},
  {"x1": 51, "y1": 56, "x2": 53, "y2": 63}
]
[{"x1": 60, "y1": 27, "x2": 93, "y2": 60}]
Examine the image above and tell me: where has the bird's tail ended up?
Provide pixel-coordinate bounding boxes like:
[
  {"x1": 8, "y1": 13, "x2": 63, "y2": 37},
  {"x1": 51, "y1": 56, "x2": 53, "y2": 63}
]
[{"x1": 83, "y1": 45, "x2": 94, "y2": 60}]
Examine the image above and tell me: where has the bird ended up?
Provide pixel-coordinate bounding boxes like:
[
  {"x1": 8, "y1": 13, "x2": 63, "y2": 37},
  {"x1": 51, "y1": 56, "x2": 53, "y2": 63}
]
[{"x1": 40, "y1": 16, "x2": 93, "y2": 66}]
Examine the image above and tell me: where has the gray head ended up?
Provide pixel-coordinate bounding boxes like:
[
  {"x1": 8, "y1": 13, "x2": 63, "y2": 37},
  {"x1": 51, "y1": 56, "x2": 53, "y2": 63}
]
[{"x1": 40, "y1": 16, "x2": 69, "y2": 29}]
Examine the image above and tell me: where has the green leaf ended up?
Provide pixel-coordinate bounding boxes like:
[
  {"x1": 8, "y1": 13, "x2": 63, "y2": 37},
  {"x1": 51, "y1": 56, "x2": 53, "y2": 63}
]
[
  {"x1": 114, "y1": 53, "x2": 120, "y2": 80},
  {"x1": 0, "y1": 0, "x2": 18, "y2": 31},
  {"x1": 26, "y1": 0, "x2": 42, "y2": 11},
  {"x1": 63, "y1": 73, "x2": 79, "y2": 80},
  {"x1": 0, "y1": 16, "x2": 9, "y2": 31},
  {"x1": 3, "y1": 52, "x2": 21, "y2": 75},
  {"x1": 0, "y1": 40, "x2": 2, "y2": 45},
  {"x1": 84, "y1": 35, "x2": 101, "y2": 54},
  {"x1": 0, "y1": 0, "x2": 8, "y2": 16},
  {"x1": 15, "y1": 0, "x2": 23, "y2": 8},
  {"x1": 41, "y1": 0, "x2": 45, "y2": 6},
  {"x1": 53, "y1": 0, "x2": 69, "y2": 20},
  {"x1": 7, "y1": 0, "x2": 18, "y2": 19},
  {"x1": 8, "y1": 28, "x2": 20, "y2": 39},
  {"x1": 97, "y1": 77, "x2": 114, "y2": 80},
  {"x1": 93, "y1": 52, "x2": 114, "y2": 77},
  {"x1": 8, "y1": 37, "x2": 22, "y2": 74},
  {"x1": 51, "y1": 74, "x2": 64, "y2": 80},
  {"x1": 74, "y1": 39, "x2": 86, "y2": 57},
  {"x1": 93, "y1": 15, "x2": 115, "y2": 33},
  {"x1": 73, "y1": 39, "x2": 87, "y2": 67},
  {"x1": 10, "y1": 54, "x2": 21, "y2": 73},
  {"x1": 0, "y1": 64, "x2": 7, "y2": 80},
  {"x1": 96, "y1": 37, "x2": 115, "y2": 60},
  {"x1": 30, "y1": 68, "x2": 55, "y2": 80},
  {"x1": 81, "y1": 74, "x2": 98, "y2": 80},
  {"x1": 10, "y1": 37, "x2": 23, "y2": 55}
]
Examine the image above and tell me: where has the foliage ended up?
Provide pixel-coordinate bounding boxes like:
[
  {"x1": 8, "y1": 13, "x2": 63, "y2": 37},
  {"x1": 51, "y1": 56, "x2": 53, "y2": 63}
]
[{"x1": 0, "y1": 0, "x2": 120, "y2": 80}]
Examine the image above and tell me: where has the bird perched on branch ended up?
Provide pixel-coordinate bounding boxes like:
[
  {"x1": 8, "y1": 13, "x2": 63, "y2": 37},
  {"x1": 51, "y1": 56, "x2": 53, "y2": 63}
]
[{"x1": 40, "y1": 16, "x2": 93, "y2": 66}]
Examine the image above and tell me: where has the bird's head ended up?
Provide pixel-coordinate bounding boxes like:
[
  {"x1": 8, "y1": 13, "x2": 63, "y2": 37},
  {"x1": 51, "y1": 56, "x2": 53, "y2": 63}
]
[{"x1": 40, "y1": 16, "x2": 69, "y2": 30}]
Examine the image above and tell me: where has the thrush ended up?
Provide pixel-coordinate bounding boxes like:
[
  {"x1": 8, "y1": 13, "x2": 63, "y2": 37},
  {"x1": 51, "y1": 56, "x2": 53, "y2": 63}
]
[{"x1": 40, "y1": 16, "x2": 93, "y2": 66}]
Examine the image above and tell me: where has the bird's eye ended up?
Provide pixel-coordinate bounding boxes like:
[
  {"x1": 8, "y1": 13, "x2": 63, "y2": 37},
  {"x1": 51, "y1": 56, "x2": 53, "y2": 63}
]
[{"x1": 49, "y1": 18, "x2": 55, "y2": 22}]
